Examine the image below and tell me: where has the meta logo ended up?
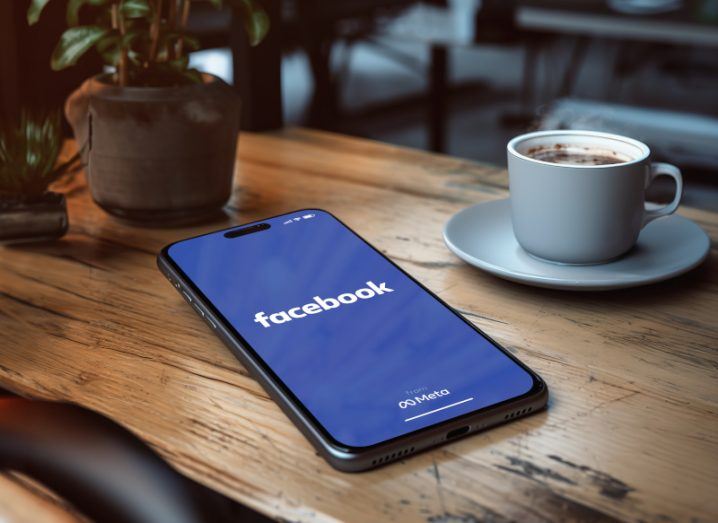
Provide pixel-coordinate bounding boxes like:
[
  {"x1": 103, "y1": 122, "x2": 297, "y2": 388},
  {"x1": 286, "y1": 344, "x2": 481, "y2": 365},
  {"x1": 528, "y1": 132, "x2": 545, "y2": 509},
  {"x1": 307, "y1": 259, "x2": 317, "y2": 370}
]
[
  {"x1": 398, "y1": 389, "x2": 450, "y2": 409},
  {"x1": 254, "y1": 281, "x2": 394, "y2": 328}
]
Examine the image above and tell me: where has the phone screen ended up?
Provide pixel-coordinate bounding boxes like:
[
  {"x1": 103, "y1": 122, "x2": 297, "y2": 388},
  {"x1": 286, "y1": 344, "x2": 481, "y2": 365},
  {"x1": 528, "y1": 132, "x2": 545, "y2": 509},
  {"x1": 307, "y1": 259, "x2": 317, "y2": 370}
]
[{"x1": 166, "y1": 210, "x2": 537, "y2": 448}]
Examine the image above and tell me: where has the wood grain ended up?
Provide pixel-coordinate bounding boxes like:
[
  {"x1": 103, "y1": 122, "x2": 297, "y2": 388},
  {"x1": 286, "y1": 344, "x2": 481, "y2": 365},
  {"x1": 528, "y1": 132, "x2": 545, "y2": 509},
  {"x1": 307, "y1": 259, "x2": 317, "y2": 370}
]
[
  {"x1": 0, "y1": 128, "x2": 716, "y2": 522},
  {"x1": 0, "y1": 474, "x2": 84, "y2": 523}
]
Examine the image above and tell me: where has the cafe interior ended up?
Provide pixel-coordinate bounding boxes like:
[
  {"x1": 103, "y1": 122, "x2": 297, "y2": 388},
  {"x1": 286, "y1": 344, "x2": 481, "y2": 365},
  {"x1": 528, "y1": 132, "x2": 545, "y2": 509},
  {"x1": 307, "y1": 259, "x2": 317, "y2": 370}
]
[{"x1": 1, "y1": 1, "x2": 717, "y2": 522}]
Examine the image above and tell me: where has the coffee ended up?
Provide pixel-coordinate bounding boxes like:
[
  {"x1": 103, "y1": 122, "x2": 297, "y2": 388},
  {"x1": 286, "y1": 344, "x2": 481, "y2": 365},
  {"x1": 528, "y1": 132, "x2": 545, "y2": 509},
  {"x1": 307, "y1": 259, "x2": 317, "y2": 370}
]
[
  {"x1": 526, "y1": 143, "x2": 630, "y2": 166},
  {"x1": 508, "y1": 130, "x2": 683, "y2": 264}
]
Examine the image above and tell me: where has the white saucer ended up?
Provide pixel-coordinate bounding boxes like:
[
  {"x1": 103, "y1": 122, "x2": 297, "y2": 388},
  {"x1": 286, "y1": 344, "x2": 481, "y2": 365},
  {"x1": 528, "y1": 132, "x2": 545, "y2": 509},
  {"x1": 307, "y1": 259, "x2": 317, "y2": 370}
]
[{"x1": 443, "y1": 199, "x2": 710, "y2": 291}]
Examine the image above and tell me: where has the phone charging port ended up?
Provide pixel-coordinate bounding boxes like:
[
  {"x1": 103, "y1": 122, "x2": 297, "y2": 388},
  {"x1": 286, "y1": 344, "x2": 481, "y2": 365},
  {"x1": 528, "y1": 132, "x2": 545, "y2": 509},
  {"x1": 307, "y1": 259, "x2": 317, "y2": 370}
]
[{"x1": 447, "y1": 426, "x2": 470, "y2": 440}]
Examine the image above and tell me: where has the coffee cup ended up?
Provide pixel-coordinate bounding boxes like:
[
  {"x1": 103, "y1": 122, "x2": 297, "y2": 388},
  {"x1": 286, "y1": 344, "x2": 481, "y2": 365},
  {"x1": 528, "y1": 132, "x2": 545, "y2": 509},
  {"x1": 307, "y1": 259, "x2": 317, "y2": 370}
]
[{"x1": 507, "y1": 130, "x2": 683, "y2": 265}]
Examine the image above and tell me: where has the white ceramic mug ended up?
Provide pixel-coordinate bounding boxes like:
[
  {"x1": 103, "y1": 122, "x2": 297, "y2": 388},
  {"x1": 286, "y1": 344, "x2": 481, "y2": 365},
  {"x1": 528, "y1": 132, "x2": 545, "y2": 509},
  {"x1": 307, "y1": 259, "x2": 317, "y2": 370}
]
[{"x1": 507, "y1": 130, "x2": 683, "y2": 265}]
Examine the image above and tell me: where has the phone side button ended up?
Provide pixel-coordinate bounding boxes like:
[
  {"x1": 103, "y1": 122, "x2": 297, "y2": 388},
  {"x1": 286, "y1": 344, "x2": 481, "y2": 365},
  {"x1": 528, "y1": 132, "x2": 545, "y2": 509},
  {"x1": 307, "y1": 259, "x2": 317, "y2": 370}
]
[
  {"x1": 205, "y1": 316, "x2": 216, "y2": 329},
  {"x1": 182, "y1": 291, "x2": 192, "y2": 303},
  {"x1": 192, "y1": 303, "x2": 205, "y2": 317}
]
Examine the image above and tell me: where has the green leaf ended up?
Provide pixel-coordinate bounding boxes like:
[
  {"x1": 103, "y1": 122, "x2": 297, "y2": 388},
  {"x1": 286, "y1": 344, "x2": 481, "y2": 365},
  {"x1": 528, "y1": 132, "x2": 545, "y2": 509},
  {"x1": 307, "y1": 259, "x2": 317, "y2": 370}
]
[
  {"x1": 127, "y1": 49, "x2": 143, "y2": 66},
  {"x1": 66, "y1": 0, "x2": 107, "y2": 26},
  {"x1": 167, "y1": 55, "x2": 190, "y2": 71},
  {"x1": 0, "y1": 110, "x2": 66, "y2": 200},
  {"x1": 181, "y1": 35, "x2": 200, "y2": 52},
  {"x1": 181, "y1": 68, "x2": 203, "y2": 84},
  {"x1": 121, "y1": 28, "x2": 144, "y2": 47},
  {"x1": 238, "y1": 0, "x2": 269, "y2": 46},
  {"x1": 96, "y1": 32, "x2": 120, "y2": 53},
  {"x1": 162, "y1": 32, "x2": 200, "y2": 53},
  {"x1": 96, "y1": 32, "x2": 120, "y2": 65},
  {"x1": 156, "y1": 31, "x2": 199, "y2": 67},
  {"x1": 120, "y1": 0, "x2": 152, "y2": 19},
  {"x1": 51, "y1": 26, "x2": 109, "y2": 70},
  {"x1": 27, "y1": 0, "x2": 52, "y2": 25},
  {"x1": 208, "y1": 0, "x2": 223, "y2": 8}
]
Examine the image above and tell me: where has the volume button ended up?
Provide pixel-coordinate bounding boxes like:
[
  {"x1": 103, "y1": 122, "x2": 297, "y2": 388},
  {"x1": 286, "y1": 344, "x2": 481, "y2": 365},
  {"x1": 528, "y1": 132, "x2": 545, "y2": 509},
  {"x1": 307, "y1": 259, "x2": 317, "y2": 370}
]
[
  {"x1": 192, "y1": 303, "x2": 205, "y2": 317},
  {"x1": 182, "y1": 291, "x2": 192, "y2": 303}
]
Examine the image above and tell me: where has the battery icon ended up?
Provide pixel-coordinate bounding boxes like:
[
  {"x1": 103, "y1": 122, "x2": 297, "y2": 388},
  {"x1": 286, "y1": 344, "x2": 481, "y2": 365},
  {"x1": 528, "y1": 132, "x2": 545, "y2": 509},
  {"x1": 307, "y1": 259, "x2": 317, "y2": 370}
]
[{"x1": 302, "y1": 214, "x2": 315, "y2": 219}]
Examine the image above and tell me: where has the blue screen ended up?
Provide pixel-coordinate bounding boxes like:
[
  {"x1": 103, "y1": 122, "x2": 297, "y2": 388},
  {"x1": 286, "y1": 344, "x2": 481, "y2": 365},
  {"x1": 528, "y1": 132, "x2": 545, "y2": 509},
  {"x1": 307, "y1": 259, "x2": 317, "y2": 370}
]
[{"x1": 167, "y1": 210, "x2": 534, "y2": 448}]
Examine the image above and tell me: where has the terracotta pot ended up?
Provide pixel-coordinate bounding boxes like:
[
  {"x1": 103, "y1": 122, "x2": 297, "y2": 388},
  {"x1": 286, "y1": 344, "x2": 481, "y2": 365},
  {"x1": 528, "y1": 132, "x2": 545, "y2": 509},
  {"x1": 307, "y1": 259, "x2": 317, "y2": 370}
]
[
  {"x1": 65, "y1": 74, "x2": 241, "y2": 224},
  {"x1": 0, "y1": 192, "x2": 68, "y2": 244}
]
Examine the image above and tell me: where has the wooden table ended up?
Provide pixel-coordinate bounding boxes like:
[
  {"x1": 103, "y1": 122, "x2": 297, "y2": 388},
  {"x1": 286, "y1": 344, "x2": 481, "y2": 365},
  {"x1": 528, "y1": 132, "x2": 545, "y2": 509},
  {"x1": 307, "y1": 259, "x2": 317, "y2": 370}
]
[{"x1": 1, "y1": 128, "x2": 717, "y2": 522}]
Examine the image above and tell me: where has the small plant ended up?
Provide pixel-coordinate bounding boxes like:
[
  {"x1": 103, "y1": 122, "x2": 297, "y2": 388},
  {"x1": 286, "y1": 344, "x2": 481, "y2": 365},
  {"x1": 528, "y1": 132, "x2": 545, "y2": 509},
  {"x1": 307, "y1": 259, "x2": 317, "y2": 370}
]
[
  {"x1": 0, "y1": 111, "x2": 79, "y2": 204},
  {"x1": 27, "y1": 0, "x2": 269, "y2": 86}
]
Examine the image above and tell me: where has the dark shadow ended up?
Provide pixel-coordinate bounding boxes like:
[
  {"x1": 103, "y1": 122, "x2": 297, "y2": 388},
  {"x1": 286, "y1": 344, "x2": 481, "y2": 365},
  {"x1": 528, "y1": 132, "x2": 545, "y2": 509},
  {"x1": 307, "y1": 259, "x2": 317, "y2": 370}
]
[{"x1": 0, "y1": 398, "x2": 272, "y2": 523}]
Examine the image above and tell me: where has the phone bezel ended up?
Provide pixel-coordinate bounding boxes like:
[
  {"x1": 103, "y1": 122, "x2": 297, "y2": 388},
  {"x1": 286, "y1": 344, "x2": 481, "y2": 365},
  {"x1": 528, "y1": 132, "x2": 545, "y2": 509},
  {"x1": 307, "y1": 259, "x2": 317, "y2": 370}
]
[{"x1": 159, "y1": 208, "x2": 546, "y2": 455}]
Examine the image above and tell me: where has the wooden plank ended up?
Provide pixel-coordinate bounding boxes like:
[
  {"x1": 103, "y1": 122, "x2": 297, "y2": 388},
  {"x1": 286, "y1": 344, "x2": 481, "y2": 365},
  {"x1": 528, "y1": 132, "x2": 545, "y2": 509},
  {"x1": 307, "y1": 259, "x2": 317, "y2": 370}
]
[
  {"x1": 0, "y1": 474, "x2": 84, "y2": 523},
  {"x1": 0, "y1": 128, "x2": 716, "y2": 522}
]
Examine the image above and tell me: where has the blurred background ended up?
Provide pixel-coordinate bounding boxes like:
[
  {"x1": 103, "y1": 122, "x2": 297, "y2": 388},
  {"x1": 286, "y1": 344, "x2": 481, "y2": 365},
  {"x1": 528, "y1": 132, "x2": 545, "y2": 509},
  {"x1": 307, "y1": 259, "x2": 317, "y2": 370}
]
[{"x1": 3, "y1": 0, "x2": 718, "y2": 208}]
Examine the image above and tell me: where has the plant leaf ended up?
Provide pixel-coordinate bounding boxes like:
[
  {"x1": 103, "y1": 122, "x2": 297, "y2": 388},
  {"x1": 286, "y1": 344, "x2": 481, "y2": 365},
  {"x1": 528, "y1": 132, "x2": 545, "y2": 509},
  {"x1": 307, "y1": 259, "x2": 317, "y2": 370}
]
[
  {"x1": 120, "y1": 0, "x2": 152, "y2": 19},
  {"x1": 66, "y1": 0, "x2": 107, "y2": 26},
  {"x1": 96, "y1": 32, "x2": 120, "y2": 65},
  {"x1": 167, "y1": 33, "x2": 200, "y2": 54},
  {"x1": 238, "y1": 0, "x2": 269, "y2": 46},
  {"x1": 96, "y1": 32, "x2": 120, "y2": 53},
  {"x1": 162, "y1": 32, "x2": 200, "y2": 54},
  {"x1": 0, "y1": 110, "x2": 64, "y2": 200},
  {"x1": 121, "y1": 28, "x2": 144, "y2": 47},
  {"x1": 208, "y1": 0, "x2": 223, "y2": 8},
  {"x1": 182, "y1": 35, "x2": 200, "y2": 52},
  {"x1": 167, "y1": 55, "x2": 190, "y2": 71},
  {"x1": 181, "y1": 68, "x2": 203, "y2": 84},
  {"x1": 27, "y1": 0, "x2": 52, "y2": 25},
  {"x1": 51, "y1": 26, "x2": 109, "y2": 70}
]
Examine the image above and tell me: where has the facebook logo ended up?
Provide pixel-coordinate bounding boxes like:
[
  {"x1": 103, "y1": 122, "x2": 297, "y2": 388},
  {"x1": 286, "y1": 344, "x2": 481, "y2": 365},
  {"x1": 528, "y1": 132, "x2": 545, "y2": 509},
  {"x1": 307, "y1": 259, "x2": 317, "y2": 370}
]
[{"x1": 254, "y1": 281, "x2": 394, "y2": 328}]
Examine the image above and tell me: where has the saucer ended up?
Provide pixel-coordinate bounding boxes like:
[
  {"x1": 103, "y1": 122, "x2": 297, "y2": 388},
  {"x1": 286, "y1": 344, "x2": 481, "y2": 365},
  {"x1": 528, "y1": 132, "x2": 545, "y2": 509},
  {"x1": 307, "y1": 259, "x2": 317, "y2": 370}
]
[{"x1": 443, "y1": 199, "x2": 710, "y2": 291}]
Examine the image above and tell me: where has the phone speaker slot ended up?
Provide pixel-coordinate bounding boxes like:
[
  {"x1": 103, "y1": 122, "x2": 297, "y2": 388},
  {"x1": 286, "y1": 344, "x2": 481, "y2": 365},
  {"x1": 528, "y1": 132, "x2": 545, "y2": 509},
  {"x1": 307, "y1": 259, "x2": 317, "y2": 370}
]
[
  {"x1": 504, "y1": 406, "x2": 533, "y2": 421},
  {"x1": 372, "y1": 446, "x2": 416, "y2": 467}
]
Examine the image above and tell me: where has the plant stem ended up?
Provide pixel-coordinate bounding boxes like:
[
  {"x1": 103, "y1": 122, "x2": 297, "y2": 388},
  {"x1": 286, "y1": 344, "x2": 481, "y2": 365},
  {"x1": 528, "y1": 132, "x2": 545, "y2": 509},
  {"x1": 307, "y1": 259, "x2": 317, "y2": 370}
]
[
  {"x1": 167, "y1": 0, "x2": 177, "y2": 60},
  {"x1": 110, "y1": 3, "x2": 128, "y2": 86},
  {"x1": 176, "y1": 0, "x2": 190, "y2": 57},
  {"x1": 149, "y1": 0, "x2": 163, "y2": 62},
  {"x1": 179, "y1": 0, "x2": 190, "y2": 30},
  {"x1": 117, "y1": 1, "x2": 128, "y2": 86}
]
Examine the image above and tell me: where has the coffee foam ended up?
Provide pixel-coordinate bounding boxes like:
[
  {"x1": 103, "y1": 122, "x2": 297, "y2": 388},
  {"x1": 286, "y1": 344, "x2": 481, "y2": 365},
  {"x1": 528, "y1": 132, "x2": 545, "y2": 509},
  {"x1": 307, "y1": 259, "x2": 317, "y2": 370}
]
[
  {"x1": 526, "y1": 143, "x2": 633, "y2": 165},
  {"x1": 513, "y1": 132, "x2": 647, "y2": 166}
]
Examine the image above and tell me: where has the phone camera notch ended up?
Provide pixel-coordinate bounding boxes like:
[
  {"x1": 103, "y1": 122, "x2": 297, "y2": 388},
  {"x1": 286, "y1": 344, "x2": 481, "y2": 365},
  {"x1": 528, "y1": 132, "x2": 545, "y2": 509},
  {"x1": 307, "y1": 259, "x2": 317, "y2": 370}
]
[{"x1": 224, "y1": 223, "x2": 271, "y2": 238}]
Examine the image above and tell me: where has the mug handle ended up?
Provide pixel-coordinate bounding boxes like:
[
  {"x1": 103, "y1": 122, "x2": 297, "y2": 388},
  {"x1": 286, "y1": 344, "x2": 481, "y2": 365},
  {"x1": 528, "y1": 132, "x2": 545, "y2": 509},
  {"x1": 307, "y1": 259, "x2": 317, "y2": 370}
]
[{"x1": 642, "y1": 162, "x2": 683, "y2": 228}]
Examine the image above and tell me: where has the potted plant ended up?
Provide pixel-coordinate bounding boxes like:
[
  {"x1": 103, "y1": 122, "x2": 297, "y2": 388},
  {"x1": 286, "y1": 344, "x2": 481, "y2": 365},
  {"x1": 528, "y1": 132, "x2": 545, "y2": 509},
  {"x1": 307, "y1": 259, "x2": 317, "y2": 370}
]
[
  {"x1": 28, "y1": 0, "x2": 269, "y2": 224},
  {"x1": 0, "y1": 111, "x2": 79, "y2": 244}
]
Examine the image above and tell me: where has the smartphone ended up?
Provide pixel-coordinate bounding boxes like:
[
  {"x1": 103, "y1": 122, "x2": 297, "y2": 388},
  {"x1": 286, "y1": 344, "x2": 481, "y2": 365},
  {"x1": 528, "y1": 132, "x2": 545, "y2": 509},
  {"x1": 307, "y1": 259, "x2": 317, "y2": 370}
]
[{"x1": 158, "y1": 209, "x2": 547, "y2": 472}]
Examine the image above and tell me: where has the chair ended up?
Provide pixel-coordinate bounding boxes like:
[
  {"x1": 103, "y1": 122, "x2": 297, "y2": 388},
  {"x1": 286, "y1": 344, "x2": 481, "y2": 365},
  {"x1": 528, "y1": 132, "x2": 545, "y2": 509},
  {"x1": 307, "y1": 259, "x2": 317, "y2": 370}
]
[{"x1": 0, "y1": 397, "x2": 269, "y2": 523}]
